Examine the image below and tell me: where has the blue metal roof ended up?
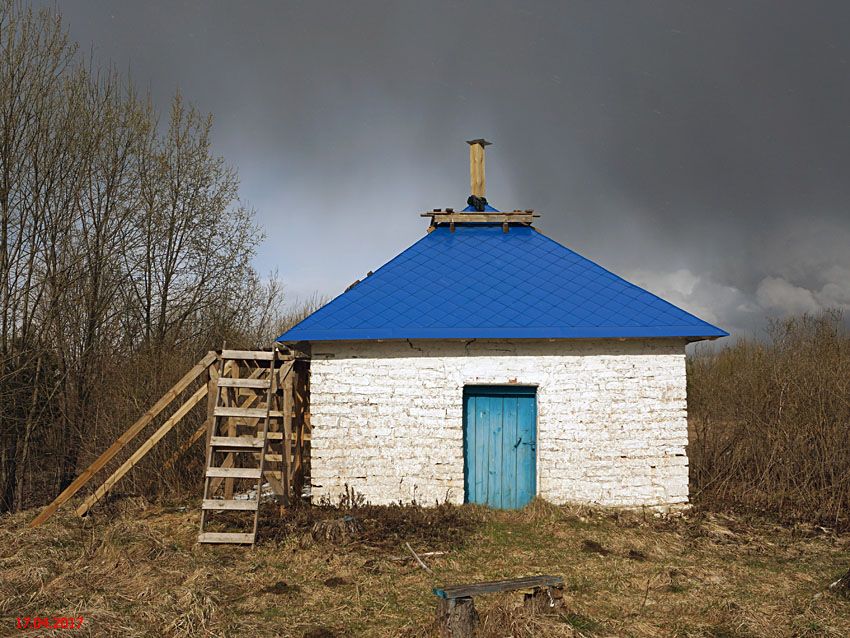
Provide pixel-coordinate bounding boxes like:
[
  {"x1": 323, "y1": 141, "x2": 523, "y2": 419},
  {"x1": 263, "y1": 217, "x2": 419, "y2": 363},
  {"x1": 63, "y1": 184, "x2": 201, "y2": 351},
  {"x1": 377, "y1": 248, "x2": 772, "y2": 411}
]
[{"x1": 277, "y1": 224, "x2": 727, "y2": 342}]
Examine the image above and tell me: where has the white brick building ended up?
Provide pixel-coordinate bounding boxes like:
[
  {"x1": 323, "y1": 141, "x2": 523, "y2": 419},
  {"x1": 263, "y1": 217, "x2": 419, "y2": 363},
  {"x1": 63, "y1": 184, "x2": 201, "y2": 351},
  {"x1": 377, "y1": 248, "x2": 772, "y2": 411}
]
[
  {"x1": 277, "y1": 144, "x2": 725, "y2": 510},
  {"x1": 307, "y1": 339, "x2": 689, "y2": 508}
]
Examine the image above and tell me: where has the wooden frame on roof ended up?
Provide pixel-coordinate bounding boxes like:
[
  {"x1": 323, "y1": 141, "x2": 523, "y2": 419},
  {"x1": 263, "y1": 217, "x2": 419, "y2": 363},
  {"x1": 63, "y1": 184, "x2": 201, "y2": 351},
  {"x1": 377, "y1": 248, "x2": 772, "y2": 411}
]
[{"x1": 422, "y1": 209, "x2": 539, "y2": 232}]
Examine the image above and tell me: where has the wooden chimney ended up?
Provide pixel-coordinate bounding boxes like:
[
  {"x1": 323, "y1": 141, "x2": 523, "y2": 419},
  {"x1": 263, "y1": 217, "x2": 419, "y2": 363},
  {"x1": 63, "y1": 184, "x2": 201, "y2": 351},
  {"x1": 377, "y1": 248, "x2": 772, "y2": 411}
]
[
  {"x1": 421, "y1": 139, "x2": 538, "y2": 232},
  {"x1": 467, "y1": 138, "x2": 491, "y2": 197}
]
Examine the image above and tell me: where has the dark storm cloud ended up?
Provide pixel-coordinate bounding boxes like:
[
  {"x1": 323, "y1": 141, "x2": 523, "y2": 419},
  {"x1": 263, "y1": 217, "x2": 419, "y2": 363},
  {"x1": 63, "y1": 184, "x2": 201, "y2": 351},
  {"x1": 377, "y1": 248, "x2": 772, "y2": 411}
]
[{"x1": 39, "y1": 0, "x2": 850, "y2": 338}]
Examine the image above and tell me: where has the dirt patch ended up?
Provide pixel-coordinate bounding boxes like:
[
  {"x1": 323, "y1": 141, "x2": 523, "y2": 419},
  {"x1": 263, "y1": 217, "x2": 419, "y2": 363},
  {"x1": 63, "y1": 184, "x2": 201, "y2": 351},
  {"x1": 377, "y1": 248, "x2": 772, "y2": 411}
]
[
  {"x1": 261, "y1": 501, "x2": 484, "y2": 549},
  {"x1": 260, "y1": 580, "x2": 301, "y2": 596},
  {"x1": 580, "y1": 539, "x2": 611, "y2": 556},
  {"x1": 323, "y1": 576, "x2": 349, "y2": 587}
]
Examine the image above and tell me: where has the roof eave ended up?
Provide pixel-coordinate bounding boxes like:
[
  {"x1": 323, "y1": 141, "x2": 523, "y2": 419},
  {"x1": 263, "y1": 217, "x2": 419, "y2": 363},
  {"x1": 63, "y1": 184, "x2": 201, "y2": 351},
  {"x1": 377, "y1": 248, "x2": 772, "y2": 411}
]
[{"x1": 276, "y1": 326, "x2": 729, "y2": 343}]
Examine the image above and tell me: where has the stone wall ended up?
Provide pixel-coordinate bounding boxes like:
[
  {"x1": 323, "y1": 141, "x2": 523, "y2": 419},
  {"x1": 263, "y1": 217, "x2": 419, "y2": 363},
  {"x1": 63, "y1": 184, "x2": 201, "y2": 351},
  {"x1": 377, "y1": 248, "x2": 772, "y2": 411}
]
[{"x1": 307, "y1": 339, "x2": 689, "y2": 509}]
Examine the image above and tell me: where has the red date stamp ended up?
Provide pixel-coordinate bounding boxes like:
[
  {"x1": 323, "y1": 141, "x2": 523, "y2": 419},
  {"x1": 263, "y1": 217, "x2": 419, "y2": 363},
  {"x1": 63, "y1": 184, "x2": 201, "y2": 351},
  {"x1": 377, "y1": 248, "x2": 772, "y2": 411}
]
[{"x1": 16, "y1": 616, "x2": 84, "y2": 630}]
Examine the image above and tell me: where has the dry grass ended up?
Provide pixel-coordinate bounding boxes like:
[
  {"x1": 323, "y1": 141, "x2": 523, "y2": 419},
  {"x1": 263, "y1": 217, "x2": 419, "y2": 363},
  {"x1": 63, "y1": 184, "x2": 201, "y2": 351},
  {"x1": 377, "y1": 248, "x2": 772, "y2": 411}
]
[{"x1": 1, "y1": 498, "x2": 848, "y2": 637}]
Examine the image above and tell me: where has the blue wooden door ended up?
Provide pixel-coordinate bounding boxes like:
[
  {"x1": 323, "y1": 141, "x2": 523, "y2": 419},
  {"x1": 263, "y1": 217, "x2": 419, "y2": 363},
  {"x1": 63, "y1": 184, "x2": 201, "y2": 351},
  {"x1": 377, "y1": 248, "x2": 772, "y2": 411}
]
[{"x1": 463, "y1": 386, "x2": 536, "y2": 509}]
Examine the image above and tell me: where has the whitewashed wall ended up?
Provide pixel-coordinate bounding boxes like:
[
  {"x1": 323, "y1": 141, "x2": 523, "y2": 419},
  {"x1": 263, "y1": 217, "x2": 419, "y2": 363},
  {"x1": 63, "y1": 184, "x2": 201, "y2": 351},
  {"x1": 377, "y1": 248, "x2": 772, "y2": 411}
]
[{"x1": 307, "y1": 339, "x2": 689, "y2": 510}]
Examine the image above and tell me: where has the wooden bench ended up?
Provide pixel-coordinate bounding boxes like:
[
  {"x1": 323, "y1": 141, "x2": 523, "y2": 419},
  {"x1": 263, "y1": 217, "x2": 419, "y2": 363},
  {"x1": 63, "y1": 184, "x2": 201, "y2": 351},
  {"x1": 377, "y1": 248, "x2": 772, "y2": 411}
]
[{"x1": 433, "y1": 575, "x2": 564, "y2": 637}]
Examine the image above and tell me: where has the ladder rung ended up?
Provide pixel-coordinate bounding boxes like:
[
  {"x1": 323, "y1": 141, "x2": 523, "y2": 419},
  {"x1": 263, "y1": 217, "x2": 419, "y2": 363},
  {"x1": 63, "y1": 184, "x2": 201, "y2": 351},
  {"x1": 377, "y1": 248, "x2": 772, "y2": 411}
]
[
  {"x1": 217, "y1": 378, "x2": 271, "y2": 389},
  {"x1": 206, "y1": 467, "x2": 262, "y2": 479},
  {"x1": 214, "y1": 407, "x2": 284, "y2": 418},
  {"x1": 198, "y1": 532, "x2": 255, "y2": 544},
  {"x1": 214, "y1": 431, "x2": 282, "y2": 440},
  {"x1": 210, "y1": 436, "x2": 265, "y2": 448},
  {"x1": 220, "y1": 349, "x2": 275, "y2": 360},
  {"x1": 202, "y1": 499, "x2": 259, "y2": 511},
  {"x1": 263, "y1": 454, "x2": 283, "y2": 462}
]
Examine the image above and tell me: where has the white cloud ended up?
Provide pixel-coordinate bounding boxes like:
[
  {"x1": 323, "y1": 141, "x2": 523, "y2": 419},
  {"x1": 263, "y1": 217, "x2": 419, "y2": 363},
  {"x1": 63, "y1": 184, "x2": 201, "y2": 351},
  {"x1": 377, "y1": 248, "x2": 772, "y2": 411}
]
[
  {"x1": 627, "y1": 268, "x2": 754, "y2": 330},
  {"x1": 755, "y1": 276, "x2": 821, "y2": 316},
  {"x1": 815, "y1": 266, "x2": 850, "y2": 309},
  {"x1": 626, "y1": 265, "x2": 850, "y2": 340}
]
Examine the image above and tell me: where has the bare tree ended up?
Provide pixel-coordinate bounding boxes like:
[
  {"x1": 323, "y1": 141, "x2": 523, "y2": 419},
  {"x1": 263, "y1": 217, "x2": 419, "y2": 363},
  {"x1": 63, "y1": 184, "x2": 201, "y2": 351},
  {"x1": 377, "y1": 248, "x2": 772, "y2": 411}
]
[
  {"x1": 0, "y1": 0, "x2": 78, "y2": 511},
  {"x1": 128, "y1": 92, "x2": 262, "y2": 352},
  {"x1": 0, "y1": 1, "x2": 279, "y2": 510}
]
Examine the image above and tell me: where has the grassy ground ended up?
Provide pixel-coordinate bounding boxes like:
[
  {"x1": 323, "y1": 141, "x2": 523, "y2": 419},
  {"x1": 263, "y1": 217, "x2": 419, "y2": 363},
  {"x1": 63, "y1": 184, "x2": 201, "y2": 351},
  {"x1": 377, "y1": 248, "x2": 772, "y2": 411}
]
[{"x1": 1, "y1": 498, "x2": 848, "y2": 637}]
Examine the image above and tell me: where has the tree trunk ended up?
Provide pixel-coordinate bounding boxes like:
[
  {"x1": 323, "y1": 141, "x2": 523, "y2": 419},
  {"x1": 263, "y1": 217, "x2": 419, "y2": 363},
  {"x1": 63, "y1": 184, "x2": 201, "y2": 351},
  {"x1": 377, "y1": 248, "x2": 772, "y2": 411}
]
[
  {"x1": 16, "y1": 354, "x2": 44, "y2": 509},
  {"x1": 435, "y1": 597, "x2": 478, "y2": 638},
  {"x1": 0, "y1": 431, "x2": 18, "y2": 513}
]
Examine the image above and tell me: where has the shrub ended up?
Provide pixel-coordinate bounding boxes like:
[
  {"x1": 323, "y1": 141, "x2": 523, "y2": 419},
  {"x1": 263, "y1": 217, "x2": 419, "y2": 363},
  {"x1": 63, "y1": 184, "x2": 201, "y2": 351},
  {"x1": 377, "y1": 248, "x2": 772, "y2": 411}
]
[{"x1": 688, "y1": 311, "x2": 850, "y2": 529}]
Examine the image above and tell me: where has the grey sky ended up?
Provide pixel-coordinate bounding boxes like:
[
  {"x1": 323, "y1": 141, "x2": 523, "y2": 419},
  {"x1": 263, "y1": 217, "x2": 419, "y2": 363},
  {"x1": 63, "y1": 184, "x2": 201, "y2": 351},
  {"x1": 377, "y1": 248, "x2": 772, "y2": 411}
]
[{"x1": 40, "y1": 1, "x2": 850, "y2": 338}]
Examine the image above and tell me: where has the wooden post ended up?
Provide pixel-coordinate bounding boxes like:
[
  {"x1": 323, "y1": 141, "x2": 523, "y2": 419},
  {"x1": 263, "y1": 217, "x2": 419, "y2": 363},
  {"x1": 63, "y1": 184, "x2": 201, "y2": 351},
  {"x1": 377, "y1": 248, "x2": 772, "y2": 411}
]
[
  {"x1": 282, "y1": 366, "x2": 293, "y2": 504},
  {"x1": 436, "y1": 597, "x2": 478, "y2": 638},
  {"x1": 204, "y1": 358, "x2": 220, "y2": 451},
  {"x1": 523, "y1": 585, "x2": 564, "y2": 614},
  {"x1": 292, "y1": 366, "x2": 304, "y2": 499},
  {"x1": 466, "y1": 138, "x2": 491, "y2": 197},
  {"x1": 224, "y1": 360, "x2": 239, "y2": 499}
]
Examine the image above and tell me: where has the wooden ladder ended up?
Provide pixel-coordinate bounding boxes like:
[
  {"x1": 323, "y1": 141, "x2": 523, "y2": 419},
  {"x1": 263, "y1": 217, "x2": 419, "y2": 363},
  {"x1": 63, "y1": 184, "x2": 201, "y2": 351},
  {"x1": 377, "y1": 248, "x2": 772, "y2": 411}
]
[{"x1": 197, "y1": 349, "x2": 291, "y2": 546}]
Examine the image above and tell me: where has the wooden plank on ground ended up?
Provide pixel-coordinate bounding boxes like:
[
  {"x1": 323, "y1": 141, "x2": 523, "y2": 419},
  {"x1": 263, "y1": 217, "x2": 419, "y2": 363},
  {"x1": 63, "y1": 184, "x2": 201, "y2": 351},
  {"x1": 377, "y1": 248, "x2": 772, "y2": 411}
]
[
  {"x1": 76, "y1": 383, "x2": 209, "y2": 516},
  {"x1": 30, "y1": 351, "x2": 217, "y2": 528},
  {"x1": 433, "y1": 575, "x2": 563, "y2": 600}
]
